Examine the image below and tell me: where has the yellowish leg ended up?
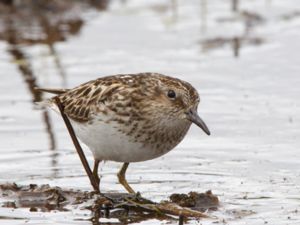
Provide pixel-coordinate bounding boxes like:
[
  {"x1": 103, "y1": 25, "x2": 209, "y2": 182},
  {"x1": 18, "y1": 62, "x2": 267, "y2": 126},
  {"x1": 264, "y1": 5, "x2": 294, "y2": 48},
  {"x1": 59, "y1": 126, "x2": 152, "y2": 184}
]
[
  {"x1": 93, "y1": 159, "x2": 101, "y2": 191},
  {"x1": 117, "y1": 162, "x2": 135, "y2": 194}
]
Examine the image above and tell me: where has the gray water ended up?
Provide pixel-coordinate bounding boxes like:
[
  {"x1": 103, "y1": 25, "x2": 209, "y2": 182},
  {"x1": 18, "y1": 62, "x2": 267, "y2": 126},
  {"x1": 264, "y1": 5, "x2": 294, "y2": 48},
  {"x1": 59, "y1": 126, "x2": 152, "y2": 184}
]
[{"x1": 0, "y1": 0, "x2": 300, "y2": 224}]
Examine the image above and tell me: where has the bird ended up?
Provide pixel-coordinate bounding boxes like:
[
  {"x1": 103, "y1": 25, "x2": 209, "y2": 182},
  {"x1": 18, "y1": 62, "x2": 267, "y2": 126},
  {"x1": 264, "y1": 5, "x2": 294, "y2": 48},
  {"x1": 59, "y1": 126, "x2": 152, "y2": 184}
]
[{"x1": 36, "y1": 72, "x2": 210, "y2": 194}]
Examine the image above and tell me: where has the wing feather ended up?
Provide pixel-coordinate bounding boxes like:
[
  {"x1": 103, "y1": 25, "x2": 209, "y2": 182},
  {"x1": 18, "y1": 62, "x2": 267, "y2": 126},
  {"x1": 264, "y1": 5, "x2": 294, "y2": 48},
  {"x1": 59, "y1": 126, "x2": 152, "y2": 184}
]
[
  {"x1": 54, "y1": 80, "x2": 122, "y2": 122},
  {"x1": 40, "y1": 74, "x2": 148, "y2": 122}
]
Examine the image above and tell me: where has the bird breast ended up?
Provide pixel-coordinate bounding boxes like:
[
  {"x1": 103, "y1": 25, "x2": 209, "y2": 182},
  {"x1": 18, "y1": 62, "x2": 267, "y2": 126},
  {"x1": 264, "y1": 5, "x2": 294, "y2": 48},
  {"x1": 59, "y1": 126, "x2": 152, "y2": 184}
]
[{"x1": 70, "y1": 114, "x2": 191, "y2": 163}]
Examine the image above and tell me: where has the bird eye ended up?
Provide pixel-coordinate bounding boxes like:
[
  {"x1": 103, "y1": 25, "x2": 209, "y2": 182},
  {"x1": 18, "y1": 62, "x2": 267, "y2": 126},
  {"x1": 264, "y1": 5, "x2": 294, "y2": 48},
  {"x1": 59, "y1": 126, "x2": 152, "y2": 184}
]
[{"x1": 167, "y1": 90, "x2": 176, "y2": 99}]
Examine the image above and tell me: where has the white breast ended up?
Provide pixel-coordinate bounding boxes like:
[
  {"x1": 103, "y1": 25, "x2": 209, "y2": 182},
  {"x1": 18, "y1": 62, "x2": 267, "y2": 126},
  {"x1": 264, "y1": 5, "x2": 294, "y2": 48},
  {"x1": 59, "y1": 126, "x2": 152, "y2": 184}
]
[{"x1": 70, "y1": 119, "x2": 169, "y2": 162}]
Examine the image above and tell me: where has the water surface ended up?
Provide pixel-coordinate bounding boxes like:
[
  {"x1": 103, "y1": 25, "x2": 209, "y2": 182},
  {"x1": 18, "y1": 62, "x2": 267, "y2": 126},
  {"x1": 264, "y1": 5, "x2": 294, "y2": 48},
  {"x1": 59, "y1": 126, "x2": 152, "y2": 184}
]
[{"x1": 0, "y1": 0, "x2": 300, "y2": 224}]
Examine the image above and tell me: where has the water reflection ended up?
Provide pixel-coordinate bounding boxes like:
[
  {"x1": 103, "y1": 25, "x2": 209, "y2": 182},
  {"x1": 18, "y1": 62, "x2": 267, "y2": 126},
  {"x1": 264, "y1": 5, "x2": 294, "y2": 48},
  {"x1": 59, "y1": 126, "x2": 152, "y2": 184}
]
[
  {"x1": 232, "y1": 0, "x2": 238, "y2": 12},
  {"x1": 0, "y1": 0, "x2": 270, "y2": 185},
  {"x1": 0, "y1": 0, "x2": 111, "y2": 178},
  {"x1": 2, "y1": 1, "x2": 298, "y2": 224},
  {"x1": 7, "y1": 27, "x2": 58, "y2": 175},
  {"x1": 200, "y1": 0, "x2": 207, "y2": 33},
  {"x1": 201, "y1": 36, "x2": 264, "y2": 58},
  {"x1": 201, "y1": 10, "x2": 265, "y2": 57}
]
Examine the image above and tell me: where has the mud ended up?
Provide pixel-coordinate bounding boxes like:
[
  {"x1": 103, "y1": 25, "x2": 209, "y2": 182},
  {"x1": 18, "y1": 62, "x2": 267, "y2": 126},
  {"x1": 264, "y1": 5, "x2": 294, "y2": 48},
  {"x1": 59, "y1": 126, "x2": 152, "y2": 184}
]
[
  {"x1": 170, "y1": 190, "x2": 219, "y2": 212},
  {"x1": 0, "y1": 183, "x2": 218, "y2": 223},
  {"x1": 0, "y1": 183, "x2": 94, "y2": 211}
]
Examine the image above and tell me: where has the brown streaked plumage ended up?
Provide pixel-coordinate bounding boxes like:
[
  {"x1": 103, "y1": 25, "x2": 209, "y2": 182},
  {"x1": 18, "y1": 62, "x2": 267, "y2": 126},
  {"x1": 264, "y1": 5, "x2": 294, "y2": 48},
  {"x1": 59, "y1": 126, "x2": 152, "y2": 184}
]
[{"x1": 37, "y1": 72, "x2": 210, "y2": 193}]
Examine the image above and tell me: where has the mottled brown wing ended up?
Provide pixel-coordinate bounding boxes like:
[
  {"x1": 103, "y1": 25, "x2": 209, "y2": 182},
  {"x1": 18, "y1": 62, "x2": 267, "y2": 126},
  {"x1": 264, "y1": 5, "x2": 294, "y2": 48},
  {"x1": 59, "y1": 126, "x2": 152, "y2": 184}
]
[{"x1": 55, "y1": 79, "x2": 121, "y2": 122}]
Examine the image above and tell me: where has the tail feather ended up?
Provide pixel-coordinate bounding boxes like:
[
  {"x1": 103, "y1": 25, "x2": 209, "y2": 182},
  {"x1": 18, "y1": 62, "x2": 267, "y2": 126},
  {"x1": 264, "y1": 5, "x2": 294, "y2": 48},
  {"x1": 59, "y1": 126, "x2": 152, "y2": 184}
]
[
  {"x1": 34, "y1": 87, "x2": 68, "y2": 111},
  {"x1": 35, "y1": 99, "x2": 53, "y2": 109},
  {"x1": 34, "y1": 87, "x2": 69, "y2": 95}
]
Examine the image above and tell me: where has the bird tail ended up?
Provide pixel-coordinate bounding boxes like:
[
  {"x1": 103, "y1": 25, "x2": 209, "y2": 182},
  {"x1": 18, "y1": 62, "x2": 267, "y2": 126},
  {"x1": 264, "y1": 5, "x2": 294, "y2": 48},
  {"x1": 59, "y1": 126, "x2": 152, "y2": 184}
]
[
  {"x1": 34, "y1": 87, "x2": 69, "y2": 95},
  {"x1": 35, "y1": 99, "x2": 53, "y2": 109},
  {"x1": 34, "y1": 87, "x2": 69, "y2": 110}
]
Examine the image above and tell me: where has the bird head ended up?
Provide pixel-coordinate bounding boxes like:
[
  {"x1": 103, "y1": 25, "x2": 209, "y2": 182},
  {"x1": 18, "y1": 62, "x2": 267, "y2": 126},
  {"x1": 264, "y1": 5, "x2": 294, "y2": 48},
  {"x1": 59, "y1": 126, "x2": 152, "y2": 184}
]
[{"x1": 144, "y1": 74, "x2": 211, "y2": 136}]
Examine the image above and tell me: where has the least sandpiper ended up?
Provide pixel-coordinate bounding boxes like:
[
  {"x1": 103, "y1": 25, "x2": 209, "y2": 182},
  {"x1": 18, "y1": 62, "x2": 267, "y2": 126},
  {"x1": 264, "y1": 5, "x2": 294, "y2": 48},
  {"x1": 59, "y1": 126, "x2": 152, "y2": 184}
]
[{"x1": 38, "y1": 72, "x2": 210, "y2": 193}]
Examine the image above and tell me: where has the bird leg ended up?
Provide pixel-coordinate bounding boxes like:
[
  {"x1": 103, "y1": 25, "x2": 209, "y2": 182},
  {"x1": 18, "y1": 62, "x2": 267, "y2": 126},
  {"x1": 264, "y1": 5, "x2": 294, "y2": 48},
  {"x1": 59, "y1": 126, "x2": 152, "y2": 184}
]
[
  {"x1": 93, "y1": 159, "x2": 101, "y2": 189},
  {"x1": 117, "y1": 162, "x2": 135, "y2": 194}
]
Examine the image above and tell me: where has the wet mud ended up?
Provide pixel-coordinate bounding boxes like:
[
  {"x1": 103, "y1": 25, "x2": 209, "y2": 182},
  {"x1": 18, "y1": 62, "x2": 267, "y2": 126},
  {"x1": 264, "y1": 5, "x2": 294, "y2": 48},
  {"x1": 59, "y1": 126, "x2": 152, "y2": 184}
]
[
  {"x1": 0, "y1": 183, "x2": 218, "y2": 224},
  {"x1": 170, "y1": 190, "x2": 219, "y2": 212}
]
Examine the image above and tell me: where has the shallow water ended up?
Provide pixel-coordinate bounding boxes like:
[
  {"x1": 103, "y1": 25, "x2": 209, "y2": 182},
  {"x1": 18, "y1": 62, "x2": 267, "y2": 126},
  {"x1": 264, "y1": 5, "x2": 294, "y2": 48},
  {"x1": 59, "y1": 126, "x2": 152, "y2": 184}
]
[{"x1": 1, "y1": 0, "x2": 300, "y2": 224}]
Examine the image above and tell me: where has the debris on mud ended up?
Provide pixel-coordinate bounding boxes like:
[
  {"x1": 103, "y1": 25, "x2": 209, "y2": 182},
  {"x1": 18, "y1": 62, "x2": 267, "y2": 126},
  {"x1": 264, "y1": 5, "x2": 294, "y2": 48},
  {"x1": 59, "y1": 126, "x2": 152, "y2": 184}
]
[
  {"x1": 0, "y1": 183, "x2": 93, "y2": 211},
  {"x1": 0, "y1": 183, "x2": 218, "y2": 224},
  {"x1": 169, "y1": 190, "x2": 219, "y2": 211}
]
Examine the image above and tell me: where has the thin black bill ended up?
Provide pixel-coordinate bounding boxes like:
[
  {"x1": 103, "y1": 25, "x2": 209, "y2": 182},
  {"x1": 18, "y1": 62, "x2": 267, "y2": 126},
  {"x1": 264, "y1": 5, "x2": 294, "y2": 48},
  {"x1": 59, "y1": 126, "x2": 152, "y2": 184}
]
[{"x1": 186, "y1": 109, "x2": 211, "y2": 135}]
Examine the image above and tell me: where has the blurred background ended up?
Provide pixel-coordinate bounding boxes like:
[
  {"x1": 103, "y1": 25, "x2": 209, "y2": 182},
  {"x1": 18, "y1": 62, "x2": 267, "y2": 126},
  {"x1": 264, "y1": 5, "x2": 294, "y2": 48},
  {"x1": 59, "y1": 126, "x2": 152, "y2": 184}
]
[{"x1": 0, "y1": 0, "x2": 299, "y2": 224}]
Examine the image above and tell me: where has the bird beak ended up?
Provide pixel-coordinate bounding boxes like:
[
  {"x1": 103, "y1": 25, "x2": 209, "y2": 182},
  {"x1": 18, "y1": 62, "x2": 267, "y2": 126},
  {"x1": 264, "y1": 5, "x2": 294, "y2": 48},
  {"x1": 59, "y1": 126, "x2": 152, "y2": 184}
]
[{"x1": 186, "y1": 109, "x2": 211, "y2": 135}]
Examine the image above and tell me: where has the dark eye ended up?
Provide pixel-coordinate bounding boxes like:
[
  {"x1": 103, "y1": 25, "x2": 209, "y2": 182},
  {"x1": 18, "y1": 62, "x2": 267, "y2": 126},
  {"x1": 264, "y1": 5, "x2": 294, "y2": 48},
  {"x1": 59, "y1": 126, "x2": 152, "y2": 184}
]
[{"x1": 167, "y1": 90, "x2": 176, "y2": 99}]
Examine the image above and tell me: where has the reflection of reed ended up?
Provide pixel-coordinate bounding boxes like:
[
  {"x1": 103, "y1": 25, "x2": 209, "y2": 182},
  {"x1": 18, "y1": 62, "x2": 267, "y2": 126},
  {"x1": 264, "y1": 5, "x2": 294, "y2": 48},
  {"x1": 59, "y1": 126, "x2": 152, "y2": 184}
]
[
  {"x1": 8, "y1": 44, "x2": 58, "y2": 173},
  {"x1": 8, "y1": 43, "x2": 57, "y2": 148},
  {"x1": 171, "y1": 0, "x2": 178, "y2": 23},
  {"x1": 232, "y1": 0, "x2": 239, "y2": 12},
  {"x1": 198, "y1": 2, "x2": 265, "y2": 58},
  {"x1": 233, "y1": 37, "x2": 240, "y2": 58},
  {"x1": 0, "y1": 0, "x2": 106, "y2": 178},
  {"x1": 49, "y1": 45, "x2": 67, "y2": 87},
  {"x1": 31, "y1": 3, "x2": 83, "y2": 87},
  {"x1": 2, "y1": 13, "x2": 58, "y2": 177},
  {"x1": 200, "y1": 0, "x2": 207, "y2": 33},
  {"x1": 89, "y1": 0, "x2": 109, "y2": 10},
  {"x1": 38, "y1": 15, "x2": 67, "y2": 87},
  {"x1": 201, "y1": 36, "x2": 264, "y2": 58}
]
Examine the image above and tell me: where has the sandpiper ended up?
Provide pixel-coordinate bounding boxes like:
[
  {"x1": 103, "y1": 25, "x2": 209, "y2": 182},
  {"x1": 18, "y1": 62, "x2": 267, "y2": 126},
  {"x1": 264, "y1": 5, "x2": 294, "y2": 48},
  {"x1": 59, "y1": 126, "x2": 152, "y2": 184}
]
[{"x1": 37, "y1": 72, "x2": 210, "y2": 193}]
